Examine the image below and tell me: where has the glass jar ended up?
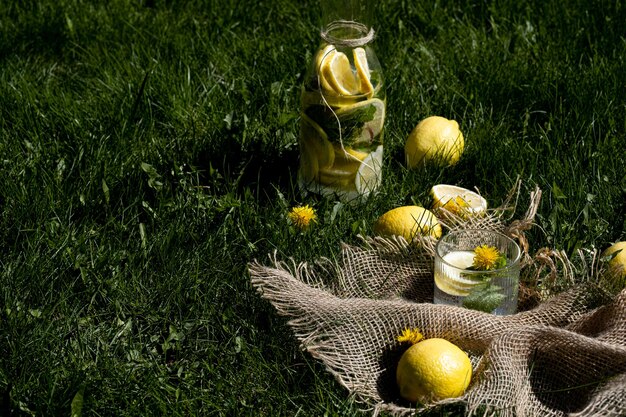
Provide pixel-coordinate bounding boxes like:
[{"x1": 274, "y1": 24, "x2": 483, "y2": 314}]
[{"x1": 298, "y1": 18, "x2": 385, "y2": 202}]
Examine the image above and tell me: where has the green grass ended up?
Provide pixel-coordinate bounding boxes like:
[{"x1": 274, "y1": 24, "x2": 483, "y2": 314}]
[{"x1": 1, "y1": 0, "x2": 625, "y2": 415}]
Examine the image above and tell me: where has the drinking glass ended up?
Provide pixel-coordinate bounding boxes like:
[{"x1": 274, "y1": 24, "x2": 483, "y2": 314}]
[{"x1": 433, "y1": 229, "x2": 521, "y2": 315}]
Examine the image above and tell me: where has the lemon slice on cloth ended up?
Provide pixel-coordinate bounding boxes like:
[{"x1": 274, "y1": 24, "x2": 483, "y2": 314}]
[
  {"x1": 430, "y1": 184, "x2": 487, "y2": 216},
  {"x1": 320, "y1": 50, "x2": 359, "y2": 96},
  {"x1": 353, "y1": 47, "x2": 374, "y2": 96},
  {"x1": 355, "y1": 145, "x2": 383, "y2": 195}
]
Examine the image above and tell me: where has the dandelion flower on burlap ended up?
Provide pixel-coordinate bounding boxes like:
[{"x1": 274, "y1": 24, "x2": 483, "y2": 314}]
[
  {"x1": 288, "y1": 205, "x2": 317, "y2": 230},
  {"x1": 473, "y1": 245, "x2": 501, "y2": 270},
  {"x1": 397, "y1": 328, "x2": 424, "y2": 345}
]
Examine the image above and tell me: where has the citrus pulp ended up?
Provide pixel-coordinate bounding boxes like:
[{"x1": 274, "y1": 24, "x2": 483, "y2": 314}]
[{"x1": 430, "y1": 184, "x2": 487, "y2": 217}]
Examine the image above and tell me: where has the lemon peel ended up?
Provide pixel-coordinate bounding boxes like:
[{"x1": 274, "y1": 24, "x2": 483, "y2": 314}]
[
  {"x1": 602, "y1": 242, "x2": 626, "y2": 291},
  {"x1": 396, "y1": 338, "x2": 472, "y2": 403},
  {"x1": 373, "y1": 206, "x2": 442, "y2": 242},
  {"x1": 320, "y1": 49, "x2": 359, "y2": 96},
  {"x1": 405, "y1": 116, "x2": 464, "y2": 168},
  {"x1": 353, "y1": 47, "x2": 374, "y2": 96}
]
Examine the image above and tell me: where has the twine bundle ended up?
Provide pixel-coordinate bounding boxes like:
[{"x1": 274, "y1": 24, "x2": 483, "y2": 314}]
[{"x1": 249, "y1": 187, "x2": 626, "y2": 416}]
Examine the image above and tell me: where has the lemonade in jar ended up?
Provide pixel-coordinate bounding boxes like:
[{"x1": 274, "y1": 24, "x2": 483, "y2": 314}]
[{"x1": 298, "y1": 18, "x2": 385, "y2": 201}]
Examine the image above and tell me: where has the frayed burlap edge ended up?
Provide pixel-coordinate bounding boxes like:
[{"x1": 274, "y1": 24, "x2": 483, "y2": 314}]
[{"x1": 249, "y1": 185, "x2": 626, "y2": 416}]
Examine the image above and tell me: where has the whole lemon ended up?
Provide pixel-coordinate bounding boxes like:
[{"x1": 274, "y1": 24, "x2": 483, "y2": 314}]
[
  {"x1": 602, "y1": 241, "x2": 626, "y2": 282},
  {"x1": 396, "y1": 338, "x2": 472, "y2": 403},
  {"x1": 405, "y1": 116, "x2": 464, "y2": 168},
  {"x1": 374, "y1": 206, "x2": 442, "y2": 241}
]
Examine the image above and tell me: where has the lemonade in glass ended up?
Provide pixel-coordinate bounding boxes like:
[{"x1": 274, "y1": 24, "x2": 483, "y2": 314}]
[{"x1": 434, "y1": 229, "x2": 521, "y2": 315}]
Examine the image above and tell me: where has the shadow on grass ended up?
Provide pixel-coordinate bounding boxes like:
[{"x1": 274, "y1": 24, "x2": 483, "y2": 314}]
[
  {"x1": 193, "y1": 127, "x2": 300, "y2": 204},
  {"x1": 377, "y1": 343, "x2": 406, "y2": 407}
]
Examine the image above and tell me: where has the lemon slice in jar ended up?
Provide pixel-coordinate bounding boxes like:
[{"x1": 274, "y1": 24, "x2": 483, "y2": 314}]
[
  {"x1": 298, "y1": 138, "x2": 319, "y2": 182},
  {"x1": 353, "y1": 47, "x2": 374, "y2": 96},
  {"x1": 318, "y1": 162, "x2": 359, "y2": 190},
  {"x1": 334, "y1": 146, "x2": 369, "y2": 163},
  {"x1": 315, "y1": 45, "x2": 337, "y2": 95},
  {"x1": 316, "y1": 44, "x2": 336, "y2": 71},
  {"x1": 300, "y1": 113, "x2": 335, "y2": 170},
  {"x1": 355, "y1": 145, "x2": 383, "y2": 195},
  {"x1": 320, "y1": 50, "x2": 359, "y2": 96}
]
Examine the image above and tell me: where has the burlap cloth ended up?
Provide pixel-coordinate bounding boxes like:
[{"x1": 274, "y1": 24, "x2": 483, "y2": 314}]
[{"x1": 249, "y1": 187, "x2": 626, "y2": 416}]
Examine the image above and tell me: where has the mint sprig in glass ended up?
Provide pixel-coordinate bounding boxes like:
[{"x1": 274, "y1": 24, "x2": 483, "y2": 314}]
[{"x1": 461, "y1": 245, "x2": 508, "y2": 313}]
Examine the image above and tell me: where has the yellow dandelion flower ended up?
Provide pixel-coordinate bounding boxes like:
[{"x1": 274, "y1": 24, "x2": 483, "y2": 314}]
[
  {"x1": 397, "y1": 328, "x2": 424, "y2": 345},
  {"x1": 288, "y1": 205, "x2": 317, "y2": 230},
  {"x1": 473, "y1": 245, "x2": 500, "y2": 270}
]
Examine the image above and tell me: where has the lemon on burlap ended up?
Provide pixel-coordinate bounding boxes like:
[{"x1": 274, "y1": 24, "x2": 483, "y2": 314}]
[
  {"x1": 396, "y1": 336, "x2": 472, "y2": 403},
  {"x1": 602, "y1": 242, "x2": 626, "y2": 288},
  {"x1": 373, "y1": 206, "x2": 442, "y2": 241},
  {"x1": 405, "y1": 116, "x2": 464, "y2": 168},
  {"x1": 430, "y1": 184, "x2": 487, "y2": 217}
]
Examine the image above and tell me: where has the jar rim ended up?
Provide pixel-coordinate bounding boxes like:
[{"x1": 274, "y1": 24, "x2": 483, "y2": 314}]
[{"x1": 321, "y1": 20, "x2": 375, "y2": 47}]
